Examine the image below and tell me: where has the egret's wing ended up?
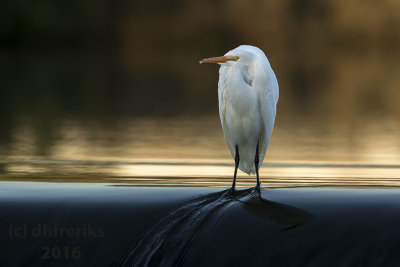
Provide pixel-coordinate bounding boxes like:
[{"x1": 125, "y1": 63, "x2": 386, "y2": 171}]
[
  {"x1": 218, "y1": 66, "x2": 236, "y2": 160},
  {"x1": 257, "y1": 68, "x2": 279, "y2": 166}
]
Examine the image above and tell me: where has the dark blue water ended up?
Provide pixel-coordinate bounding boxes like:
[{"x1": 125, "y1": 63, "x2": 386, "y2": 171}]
[{"x1": 2, "y1": 182, "x2": 400, "y2": 266}]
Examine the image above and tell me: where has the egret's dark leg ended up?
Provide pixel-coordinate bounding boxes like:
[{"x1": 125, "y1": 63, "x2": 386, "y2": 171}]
[
  {"x1": 232, "y1": 145, "x2": 239, "y2": 190},
  {"x1": 255, "y1": 140, "x2": 260, "y2": 188}
]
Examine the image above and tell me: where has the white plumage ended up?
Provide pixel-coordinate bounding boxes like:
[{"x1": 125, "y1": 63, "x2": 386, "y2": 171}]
[{"x1": 201, "y1": 45, "x2": 279, "y2": 188}]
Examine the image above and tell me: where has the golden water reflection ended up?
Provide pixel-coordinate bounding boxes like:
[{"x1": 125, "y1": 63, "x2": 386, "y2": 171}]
[{"x1": 1, "y1": 115, "x2": 400, "y2": 187}]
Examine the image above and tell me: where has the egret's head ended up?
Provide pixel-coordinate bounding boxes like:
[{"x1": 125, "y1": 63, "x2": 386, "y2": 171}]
[{"x1": 200, "y1": 45, "x2": 273, "y2": 88}]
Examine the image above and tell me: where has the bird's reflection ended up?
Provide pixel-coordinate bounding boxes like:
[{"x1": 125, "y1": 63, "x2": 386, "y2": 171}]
[{"x1": 120, "y1": 187, "x2": 313, "y2": 266}]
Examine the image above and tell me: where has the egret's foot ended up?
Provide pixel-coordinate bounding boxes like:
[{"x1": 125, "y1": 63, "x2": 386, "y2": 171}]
[
  {"x1": 231, "y1": 178, "x2": 237, "y2": 193},
  {"x1": 227, "y1": 187, "x2": 236, "y2": 197},
  {"x1": 255, "y1": 183, "x2": 261, "y2": 192},
  {"x1": 254, "y1": 184, "x2": 262, "y2": 199}
]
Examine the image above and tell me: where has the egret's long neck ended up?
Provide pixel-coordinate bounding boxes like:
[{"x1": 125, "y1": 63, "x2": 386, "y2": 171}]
[
  {"x1": 224, "y1": 63, "x2": 257, "y2": 108},
  {"x1": 219, "y1": 63, "x2": 262, "y2": 146}
]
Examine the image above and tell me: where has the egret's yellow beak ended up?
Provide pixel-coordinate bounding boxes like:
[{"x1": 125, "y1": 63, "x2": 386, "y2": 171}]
[{"x1": 199, "y1": 55, "x2": 239, "y2": 64}]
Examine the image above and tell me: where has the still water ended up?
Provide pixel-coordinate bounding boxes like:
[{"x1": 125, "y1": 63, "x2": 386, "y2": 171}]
[{"x1": 1, "y1": 115, "x2": 400, "y2": 187}]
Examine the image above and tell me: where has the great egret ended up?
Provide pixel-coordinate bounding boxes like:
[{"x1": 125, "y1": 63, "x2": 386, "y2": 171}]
[{"x1": 200, "y1": 45, "x2": 279, "y2": 189}]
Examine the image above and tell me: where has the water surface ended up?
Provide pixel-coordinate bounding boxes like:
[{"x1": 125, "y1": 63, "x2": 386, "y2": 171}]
[
  {"x1": 1, "y1": 116, "x2": 400, "y2": 187},
  {"x1": 2, "y1": 182, "x2": 400, "y2": 266}
]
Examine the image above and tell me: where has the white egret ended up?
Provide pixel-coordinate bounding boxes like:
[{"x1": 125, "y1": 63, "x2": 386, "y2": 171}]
[{"x1": 200, "y1": 45, "x2": 279, "y2": 189}]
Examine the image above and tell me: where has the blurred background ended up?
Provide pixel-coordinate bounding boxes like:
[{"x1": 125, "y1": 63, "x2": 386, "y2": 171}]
[{"x1": 1, "y1": 0, "x2": 400, "y2": 184}]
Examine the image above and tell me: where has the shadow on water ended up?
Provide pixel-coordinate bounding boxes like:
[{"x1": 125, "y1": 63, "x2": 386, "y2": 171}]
[{"x1": 120, "y1": 187, "x2": 313, "y2": 266}]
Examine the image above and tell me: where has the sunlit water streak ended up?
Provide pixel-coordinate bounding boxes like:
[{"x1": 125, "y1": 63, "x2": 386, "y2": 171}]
[
  {"x1": 1, "y1": 116, "x2": 400, "y2": 187},
  {"x1": 2, "y1": 159, "x2": 400, "y2": 187}
]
